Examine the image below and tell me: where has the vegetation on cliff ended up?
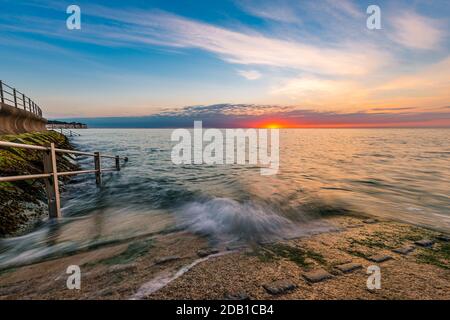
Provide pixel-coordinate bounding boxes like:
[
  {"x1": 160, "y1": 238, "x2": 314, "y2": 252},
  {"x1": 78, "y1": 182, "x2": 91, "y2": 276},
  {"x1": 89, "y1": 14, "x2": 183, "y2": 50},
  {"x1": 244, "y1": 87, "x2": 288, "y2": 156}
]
[{"x1": 0, "y1": 131, "x2": 78, "y2": 236}]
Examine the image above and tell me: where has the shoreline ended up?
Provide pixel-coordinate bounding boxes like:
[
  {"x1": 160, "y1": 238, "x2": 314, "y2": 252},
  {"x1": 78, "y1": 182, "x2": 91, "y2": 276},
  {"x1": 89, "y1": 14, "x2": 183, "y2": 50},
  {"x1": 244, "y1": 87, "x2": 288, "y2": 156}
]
[{"x1": 0, "y1": 215, "x2": 448, "y2": 300}]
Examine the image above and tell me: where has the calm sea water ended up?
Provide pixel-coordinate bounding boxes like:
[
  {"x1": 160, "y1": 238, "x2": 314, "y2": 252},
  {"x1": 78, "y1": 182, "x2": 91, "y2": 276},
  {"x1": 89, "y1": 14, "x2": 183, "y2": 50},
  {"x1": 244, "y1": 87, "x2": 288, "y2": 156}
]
[{"x1": 0, "y1": 129, "x2": 449, "y2": 268}]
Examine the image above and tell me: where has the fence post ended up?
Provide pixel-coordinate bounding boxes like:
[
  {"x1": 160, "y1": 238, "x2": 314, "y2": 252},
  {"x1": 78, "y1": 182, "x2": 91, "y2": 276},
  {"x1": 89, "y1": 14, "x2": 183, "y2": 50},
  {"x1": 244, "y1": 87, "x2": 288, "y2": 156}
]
[
  {"x1": 22, "y1": 94, "x2": 26, "y2": 110},
  {"x1": 43, "y1": 143, "x2": 61, "y2": 218},
  {"x1": 13, "y1": 89, "x2": 17, "y2": 108},
  {"x1": 115, "y1": 156, "x2": 120, "y2": 171},
  {"x1": 0, "y1": 80, "x2": 4, "y2": 104},
  {"x1": 94, "y1": 152, "x2": 102, "y2": 186}
]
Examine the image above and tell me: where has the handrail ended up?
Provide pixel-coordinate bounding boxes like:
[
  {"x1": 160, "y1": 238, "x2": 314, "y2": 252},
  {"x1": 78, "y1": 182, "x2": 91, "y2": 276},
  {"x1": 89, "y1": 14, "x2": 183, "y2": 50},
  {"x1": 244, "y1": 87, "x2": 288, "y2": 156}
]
[
  {"x1": 0, "y1": 173, "x2": 52, "y2": 182},
  {"x1": 0, "y1": 80, "x2": 43, "y2": 118},
  {"x1": 0, "y1": 140, "x2": 128, "y2": 218},
  {"x1": 0, "y1": 141, "x2": 120, "y2": 158},
  {"x1": 51, "y1": 128, "x2": 81, "y2": 137}
]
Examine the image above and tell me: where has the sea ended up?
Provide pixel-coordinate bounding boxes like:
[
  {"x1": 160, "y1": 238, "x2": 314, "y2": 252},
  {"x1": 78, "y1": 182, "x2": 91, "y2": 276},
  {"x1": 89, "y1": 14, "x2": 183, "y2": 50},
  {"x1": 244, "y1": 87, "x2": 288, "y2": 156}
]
[{"x1": 0, "y1": 128, "x2": 448, "y2": 269}]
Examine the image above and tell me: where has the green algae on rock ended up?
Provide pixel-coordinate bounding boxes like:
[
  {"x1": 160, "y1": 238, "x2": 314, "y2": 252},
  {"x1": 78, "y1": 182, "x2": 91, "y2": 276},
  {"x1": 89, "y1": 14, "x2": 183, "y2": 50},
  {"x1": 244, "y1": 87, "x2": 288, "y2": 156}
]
[{"x1": 0, "y1": 131, "x2": 78, "y2": 237}]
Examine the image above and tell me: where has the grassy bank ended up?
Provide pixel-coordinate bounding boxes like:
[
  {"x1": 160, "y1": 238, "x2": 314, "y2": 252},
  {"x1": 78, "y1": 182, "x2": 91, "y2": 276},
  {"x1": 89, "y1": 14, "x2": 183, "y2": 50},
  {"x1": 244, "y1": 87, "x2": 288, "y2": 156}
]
[{"x1": 0, "y1": 131, "x2": 78, "y2": 236}]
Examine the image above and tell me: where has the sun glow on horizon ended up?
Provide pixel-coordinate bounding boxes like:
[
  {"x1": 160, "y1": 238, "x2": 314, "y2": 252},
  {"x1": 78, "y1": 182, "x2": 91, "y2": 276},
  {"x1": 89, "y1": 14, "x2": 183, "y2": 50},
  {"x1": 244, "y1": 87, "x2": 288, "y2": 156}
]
[
  {"x1": 264, "y1": 123, "x2": 282, "y2": 129},
  {"x1": 256, "y1": 119, "x2": 298, "y2": 129}
]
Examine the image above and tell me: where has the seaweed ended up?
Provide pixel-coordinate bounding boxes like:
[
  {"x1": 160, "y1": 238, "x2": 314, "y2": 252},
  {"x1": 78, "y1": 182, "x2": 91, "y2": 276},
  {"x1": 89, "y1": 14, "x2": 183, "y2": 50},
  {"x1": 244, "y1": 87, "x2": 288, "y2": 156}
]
[
  {"x1": 416, "y1": 243, "x2": 450, "y2": 270},
  {"x1": 0, "y1": 131, "x2": 78, "y2": 236},
  {"x1": 251, "y1": 243, "x2": 326, "y2": 269}
]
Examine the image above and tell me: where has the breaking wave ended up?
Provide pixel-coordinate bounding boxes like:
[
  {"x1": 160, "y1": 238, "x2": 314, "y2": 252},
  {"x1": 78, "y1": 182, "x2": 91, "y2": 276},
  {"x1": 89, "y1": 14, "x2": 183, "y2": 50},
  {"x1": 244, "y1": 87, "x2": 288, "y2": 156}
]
[{"x1": 176, "y1": 197, "x2": 334, "y2": 243}]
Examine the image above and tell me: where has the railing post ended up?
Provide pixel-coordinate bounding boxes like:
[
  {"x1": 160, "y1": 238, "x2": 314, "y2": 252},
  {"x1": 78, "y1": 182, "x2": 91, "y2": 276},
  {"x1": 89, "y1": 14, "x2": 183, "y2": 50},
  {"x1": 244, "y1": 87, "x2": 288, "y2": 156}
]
[
  {"x1": 115, "y1": 156, "x2": 120, "y2": 171},
  {"x1": 22, "y1": 93, "x2": 26, "y2": 110},
  {"x1": 0, "y1": 80, "x2": 4, "y2": 104},
  {"x1": 13, "y1": 88, "x2": 17, "y2": 108},
  {"x1": 94, "y1": 152, "x2": 102, "y2": 186},
  {"x1": 43, "y1": 143, "x2": 61, "y2": 218}
]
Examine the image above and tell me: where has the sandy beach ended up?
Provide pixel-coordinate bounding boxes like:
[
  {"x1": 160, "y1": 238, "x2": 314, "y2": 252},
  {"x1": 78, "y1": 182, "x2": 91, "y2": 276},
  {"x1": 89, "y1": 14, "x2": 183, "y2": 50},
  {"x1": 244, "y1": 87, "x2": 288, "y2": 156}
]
[{"x1": 1, "y1": 215, "x2": 448, "y2": 300}]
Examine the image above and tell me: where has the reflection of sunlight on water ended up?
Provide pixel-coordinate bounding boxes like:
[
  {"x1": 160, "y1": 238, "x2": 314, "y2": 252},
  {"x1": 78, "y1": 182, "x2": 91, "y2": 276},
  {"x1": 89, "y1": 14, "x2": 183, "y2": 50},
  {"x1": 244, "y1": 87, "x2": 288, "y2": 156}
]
[{"x1": 1, "y1": 128, "x2": 449, "y2": 270}]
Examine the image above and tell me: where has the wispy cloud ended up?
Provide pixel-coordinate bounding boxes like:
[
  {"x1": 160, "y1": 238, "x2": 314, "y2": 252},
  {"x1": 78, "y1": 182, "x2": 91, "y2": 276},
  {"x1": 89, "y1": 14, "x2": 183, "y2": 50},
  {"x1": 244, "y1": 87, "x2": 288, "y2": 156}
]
[
  {"x1": 112, "y1": 10, "x2": 390, "y2": 76},
  {"x1": 236, "y1": 0, "x2": 301, "y2": 23},
  {"x1": 322, "y1": 0, "x2": 363, "y2": 18},
  {"x1": 389, "y1": 11, "x2": 446, "y2": 50},
  {"x1": 1, "y1": 6, "x2": 390, "y2": 76},
  {"x1": 237, "y1": 69, "x2": 262, "y2": 80},
  {"x1": 2, "y1": 1, "x2": 449, "y2": 118},
  {"x1": 62, "y1": 103, "x2": 450, "y2": 128},
  {"x1": 269, "y1": 54, "x2": 450, "y2": 111}
]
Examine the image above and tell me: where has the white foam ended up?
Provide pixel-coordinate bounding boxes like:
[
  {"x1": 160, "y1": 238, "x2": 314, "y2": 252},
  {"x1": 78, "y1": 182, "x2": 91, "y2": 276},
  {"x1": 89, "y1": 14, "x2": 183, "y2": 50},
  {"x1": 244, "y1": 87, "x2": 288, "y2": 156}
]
[
  {"x1": 131, "y1": 251, "x2": 232, "y2": 299},
  {"x1": 175, "y1": 197, "x2": 321, "y2": 243}
]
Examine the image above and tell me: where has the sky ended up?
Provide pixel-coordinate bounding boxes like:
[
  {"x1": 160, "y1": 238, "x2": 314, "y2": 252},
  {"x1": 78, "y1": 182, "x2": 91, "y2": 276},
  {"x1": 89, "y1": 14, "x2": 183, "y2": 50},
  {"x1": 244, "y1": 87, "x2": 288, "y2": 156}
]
[{"x1": 0, "y1": 0, "x2": 449, "y2": 127}]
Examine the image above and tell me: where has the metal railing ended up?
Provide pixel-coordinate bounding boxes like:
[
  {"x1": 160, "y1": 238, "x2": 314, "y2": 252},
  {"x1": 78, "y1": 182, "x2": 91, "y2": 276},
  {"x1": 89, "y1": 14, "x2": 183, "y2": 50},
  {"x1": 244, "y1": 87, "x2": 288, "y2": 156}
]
[
  {"x1": 0, "y1": 80, "x2": 43, "y2": 118},
  {"x1": 50, "y1": 128, "x2": 81, "y2": 137},
  {"x1": 0, "y1": 140, "x2": 128, "y2": 218}
]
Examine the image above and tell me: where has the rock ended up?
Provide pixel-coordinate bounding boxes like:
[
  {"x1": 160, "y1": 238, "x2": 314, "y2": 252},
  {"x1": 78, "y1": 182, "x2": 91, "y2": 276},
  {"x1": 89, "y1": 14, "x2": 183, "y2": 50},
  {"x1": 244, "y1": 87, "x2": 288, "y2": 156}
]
[
  {"x1": 263, "y1": 280, "x2": 297, "y2": 295},
  {"x1": 414, "y1": 239, "x2": 434, "y2": 247},
  {"x1": 94, "y1": 286, "x2": 130, "y2": 298},
  {"x1": 436, "y1": 234, "x2": 450, "y2": 242},
  {"x1": 226, "y1": 244, "x2": 247, "y2": 251},
  {"x1": 0, "y1": 131, "x2": 79, "y2": 237},
  {"x1": 224, "y1": 292, "x2": 250, "y2": 300},
  {"x1": 95, "y1": 287, "x2": 115, "y2": 297},
  {"x1": 392, "y1": 246, "x2": 415, "y2": 255},
  {"x1": 367, "y1": 254, "x2": 392, "y2": 263},
  {"x1": 303, "y1": 269, "x2": 333, "y2": 283},
  {"x1": 197, "y1": 248, "x2": 220, "y2": 257},
  {"x1": 363, "y1": 219, "x2": 378, "y2": 224},
  {"x1": 108, "y1": 263, "x2": 138, "y2": 273},
  {"x1": 347, "y1": 224, "x2": 363, "y2": 228},
  {"x1": 335, "y1": 262, "x2": 362, "y2": 273},
  {"x1": 154, "y1": 255, "x2": 180, "y2": 265}
]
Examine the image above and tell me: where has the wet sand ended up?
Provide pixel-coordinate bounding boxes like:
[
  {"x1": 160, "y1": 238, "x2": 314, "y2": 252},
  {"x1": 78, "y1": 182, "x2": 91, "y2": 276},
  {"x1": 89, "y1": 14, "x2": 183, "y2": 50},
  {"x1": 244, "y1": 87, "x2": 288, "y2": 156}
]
[{"x1": 0, "y1": 216, "x2": 449, "y2": 300}]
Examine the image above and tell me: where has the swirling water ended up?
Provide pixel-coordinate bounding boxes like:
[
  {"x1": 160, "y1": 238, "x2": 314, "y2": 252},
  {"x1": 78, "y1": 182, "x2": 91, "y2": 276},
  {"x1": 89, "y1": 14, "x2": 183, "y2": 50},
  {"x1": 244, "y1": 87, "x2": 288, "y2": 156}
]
[{"x1": 0, "y1": 128, "x2": 449, "y2": 269}]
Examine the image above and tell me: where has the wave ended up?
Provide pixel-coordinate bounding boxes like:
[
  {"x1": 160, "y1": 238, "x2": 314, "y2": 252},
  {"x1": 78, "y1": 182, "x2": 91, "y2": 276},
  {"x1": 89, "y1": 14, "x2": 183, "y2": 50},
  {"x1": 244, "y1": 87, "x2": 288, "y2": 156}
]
[{"x1": 175, "y1": 197, "x2": 336, "y2": 243}]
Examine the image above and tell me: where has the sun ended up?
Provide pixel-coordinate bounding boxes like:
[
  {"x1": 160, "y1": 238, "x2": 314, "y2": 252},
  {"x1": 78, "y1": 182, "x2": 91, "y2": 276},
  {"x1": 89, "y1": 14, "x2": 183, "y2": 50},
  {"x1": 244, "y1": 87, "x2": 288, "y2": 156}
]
[
  {"x1": 255, "y1": 119, "x2": 294, "y2": 128},
  {"x1": 265, "y1": 123, "x2": 281, "y2": 129}
]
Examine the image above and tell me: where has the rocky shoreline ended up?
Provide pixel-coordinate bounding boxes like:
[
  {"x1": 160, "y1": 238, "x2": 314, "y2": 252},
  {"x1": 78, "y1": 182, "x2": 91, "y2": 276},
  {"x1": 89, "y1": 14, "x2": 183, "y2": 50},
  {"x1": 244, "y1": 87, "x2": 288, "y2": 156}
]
[
  {"x1": 0, "y1": 131, "x2": 78, "y2": 237},
  {"x1": 0, "y1": 216, "x2": 448, "y2": 300}
]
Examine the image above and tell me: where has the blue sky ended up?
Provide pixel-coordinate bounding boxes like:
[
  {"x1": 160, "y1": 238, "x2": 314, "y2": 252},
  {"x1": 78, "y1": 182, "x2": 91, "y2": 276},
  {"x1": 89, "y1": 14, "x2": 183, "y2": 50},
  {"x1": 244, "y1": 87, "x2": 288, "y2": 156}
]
[{"x1": 0, "y1": 0, "x2": 449, "y2": 127}]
